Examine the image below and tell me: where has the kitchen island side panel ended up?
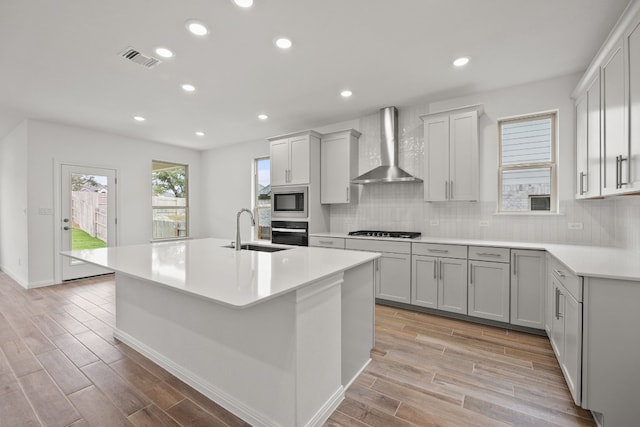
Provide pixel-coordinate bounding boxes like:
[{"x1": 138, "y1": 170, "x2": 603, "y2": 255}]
[{"x1": 114, "y1": 272, "x2": 345, "y2": 427}]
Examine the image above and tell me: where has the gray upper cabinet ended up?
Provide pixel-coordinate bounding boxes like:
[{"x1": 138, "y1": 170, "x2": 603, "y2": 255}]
[{"x1": 320, "y1": 129, "x2": 361, "y2": 204}]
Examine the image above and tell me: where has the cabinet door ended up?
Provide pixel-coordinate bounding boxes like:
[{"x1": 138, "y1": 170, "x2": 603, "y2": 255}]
[
  {"x1": 424, "y1": 116, "x2": 449, "y2": 201},
  {"x1": 550, "y1": 281, "x2": 564, "y2": 358},
  {"x1": 377, "y1": 253, "x2": 411, "y2": 303},
  {"x1": 510, "y1": 250, "x2": 545, "y2": 329},
  {"x1": 411, "y1": 255, "x2": 438, "y2": 308},
  {"x1": 289, "y1": 135, "x2": 310, "y2": 185},
  {"x1": 601, "y1": 39, "x2": 628, "y2": 195},
  {"x1": 586, "y1": 74, "x2": 601, "y2": 197},
  {"x1": 270, "y1": 139, "x2": 289, "y2": 186},
  {"x1": 321, "y1": 133, "x2": 350, "y2": 204},
  {"x1": 562, "y1": 290, "x2": 582, "y2": 406},
  {"x1": 628, "y1": 17, "x2": 640, "y2": 188},
  {"x1": 545, "y1": 258, "x2": 555, "y2": 336},
  {"x1": 437, "y1": 258, "x2": 468, "y2": 315},
  {"x1": 575, "y1": 94, "x2": 588, "y2": 198},
  {"x1": 468, "y1": 260, "x2": 510, "y2": 323},
  {"x1": 449, "y1": 111, "x2": 479, "y2": 201}
]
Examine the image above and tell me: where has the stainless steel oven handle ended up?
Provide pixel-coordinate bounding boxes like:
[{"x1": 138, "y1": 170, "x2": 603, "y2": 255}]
[{"x1": 272, "y1": 228, "x2": 307, "y2": 233}]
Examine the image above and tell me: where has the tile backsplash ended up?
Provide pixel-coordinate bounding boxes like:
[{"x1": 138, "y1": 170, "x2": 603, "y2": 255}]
[{"x1": 330, "y1": 183, "x2": 623, "y2": 247}]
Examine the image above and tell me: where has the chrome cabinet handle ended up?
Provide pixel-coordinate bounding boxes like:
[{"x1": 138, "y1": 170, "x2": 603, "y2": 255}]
[
  {"x1": 318, "y1": 240, "x2": 334, "y2": 245},
  {"x1": 477, "y1": 252, "x2": 502, "y2": 258},
  {"x1": 512, "y1": 253, "x2": 517, "y2": 275},
  {"x1": 445, "y1": 181, "x2": 449, "y2": 200},
  {"x1": 555, "y1": 287, "x2": 561, "y2": 320},
  {"x1": 616, "y1": 156, "x2": 620, "y2": 189},
  {"x1": 346, "y1": 187, "x2": 349, "y2": 202},
  {"x1": 440, "y1": 260, "x2": 444, "y2": 280},
  {"x1": 428, "y1": 249, "x2": 449, "y2": 254},
  {"x1": 433, "y1": 259, "x2": 437, "y2": 279},
  {"x1": 450, "y1": 180, "x2": 453, "y2": 199},
  {"x1": 469, "y1": 263, "x2": 473, "y2": 285},
  {"x1": 620, "y1": 156, "x2": 629, "y2": 187},
  {"x1": 553, "y1": 268, "x2": 566, "y2": 278},
  {"x1": 579, "y1": 171, "x2": 585, "y2": 195}
]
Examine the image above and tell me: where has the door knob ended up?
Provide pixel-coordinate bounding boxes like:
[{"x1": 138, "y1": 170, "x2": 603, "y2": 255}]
[
  {"x1": 63, "y1": 226, "x2": 70, "y2": 230},
  {"x1": 63, "y1": 218, "x2": 70, "y2": 223}
]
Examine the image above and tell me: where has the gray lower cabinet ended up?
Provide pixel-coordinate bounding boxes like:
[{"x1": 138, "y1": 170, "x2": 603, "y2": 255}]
[
  {"x1": 412, "y1": 243, "x2": 468, "y2": 315},
  {"x1": 345, "y1": 238, "x2": 411, "y2": 304},
  {"x1": 510, "y1": 249, "x2": 546, "y2": 329},
  {"x1": 468, "y1": 260, "x2": 510, "y2": 323}
]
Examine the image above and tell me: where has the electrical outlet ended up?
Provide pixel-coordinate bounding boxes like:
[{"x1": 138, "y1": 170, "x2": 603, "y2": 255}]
[
  {"x1": 479, "y1": 220, "x2": 490, "y2": 227},
  {"x1": 568, "y1": 222, "x2": 583, "y2": 230},
  {"x1": 430, "y1": 220, "x2": 439, "y2": 226}
]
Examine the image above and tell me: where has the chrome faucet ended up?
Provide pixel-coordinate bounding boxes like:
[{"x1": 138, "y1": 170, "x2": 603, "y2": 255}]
[{"x1": 235, "y1": 208, "x2": 255, "y2": 251}]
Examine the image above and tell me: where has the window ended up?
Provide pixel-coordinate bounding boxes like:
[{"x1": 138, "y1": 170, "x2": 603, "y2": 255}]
[
  {"x1": 254, "y1": 157, "x2": 271, "y2": 240},
  {"x1": 152, "y1": 161, "x2": 188, "y2": 239},
  {"x1": 499, "y1": 112, "x2": 557, "y2": 213}
]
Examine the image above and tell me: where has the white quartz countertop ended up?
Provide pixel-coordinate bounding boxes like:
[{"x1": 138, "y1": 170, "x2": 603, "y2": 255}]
[
  {"x1": 311, "y1": 233, "x2": 640, "y2": 281},
  {"x1": 62, "y1": 238, "x2": 379, "y2": 309}
]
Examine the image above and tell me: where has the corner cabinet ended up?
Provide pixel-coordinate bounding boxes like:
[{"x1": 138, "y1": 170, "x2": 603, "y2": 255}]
[
  {"x1": 420, "y1": 105, "x2": 482, "y2": 202},
  {"x1": 510, "y1": 249, "x2": 545, "y2": 330},
  {"x1": 320, "y1": 129, "x2": 361, "y2": 204},
  {"x1": 269, "y1": 131, "x2": 321, "y2": 186}
]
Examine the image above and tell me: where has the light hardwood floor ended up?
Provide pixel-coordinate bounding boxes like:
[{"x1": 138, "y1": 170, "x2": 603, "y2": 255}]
[{"x1": 0, "y1": 272, "x2": 593, "y2": 426}]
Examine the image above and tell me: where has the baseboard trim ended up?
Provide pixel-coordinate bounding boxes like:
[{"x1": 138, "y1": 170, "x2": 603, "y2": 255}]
[
  {"x1": 0, "y1": 266, "x2": 28, "y2": 288},
  {"x1": 114, "y1": 328, "x2": 344, "y2": 427}
]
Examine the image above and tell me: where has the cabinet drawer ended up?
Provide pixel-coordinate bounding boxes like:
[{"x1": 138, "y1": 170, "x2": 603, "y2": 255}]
[
  {"x1": 309, "y1": 236, "x2": 345, "y2": 249},
  {"x1": 413, "y1": 243, "x2": 467, "y2": 259},
  {"x1": 346, "y1": 238, "x2": 411, "y2": 254},
  {"x1": 468, "y1": 246, "x2": 510, "y2": 263},
  {"x1": 549, "y1": 256, "x2": 582, "y2": 302}
]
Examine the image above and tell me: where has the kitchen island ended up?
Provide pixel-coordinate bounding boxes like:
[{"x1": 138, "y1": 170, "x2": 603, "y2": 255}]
[{"x1": 63, "y1": 238, "x2": 379, "y2": 427}]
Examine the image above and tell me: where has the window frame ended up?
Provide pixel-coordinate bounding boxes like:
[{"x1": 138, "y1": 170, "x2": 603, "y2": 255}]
[
  {"x1": 253, "y1": 156, "x2": 271, "y2": 241},
  {"x1": 497, "y1": 111, "x2": 558, "y2": 214},
  {"x1": 151, "y1": 160, "x2": 189, "y2": 240}
]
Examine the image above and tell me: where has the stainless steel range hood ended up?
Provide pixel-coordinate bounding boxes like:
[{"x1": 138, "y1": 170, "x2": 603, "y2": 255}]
[{"x1": 352, "y1": 106, "x2": 422, "y2": 184}]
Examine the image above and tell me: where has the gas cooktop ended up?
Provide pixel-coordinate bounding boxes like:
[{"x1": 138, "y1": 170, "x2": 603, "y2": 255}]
[{"x1": 348, "y1": 230, "x2": 421, "y2": 239}]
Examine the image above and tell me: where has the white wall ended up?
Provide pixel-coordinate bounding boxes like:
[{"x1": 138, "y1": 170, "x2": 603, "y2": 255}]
[
  {"x1": 0, "y1": 122, "x2": 29, "y2": 285},
  {"x1": 200, "y1": 139, "x2": 269, "y2": 241},
  {"x1": 329, "y1": 73, "x2": 619, "y2": 246},
  {"x1": 22, "y1": 119, "x2": 202, "y2": 287}
]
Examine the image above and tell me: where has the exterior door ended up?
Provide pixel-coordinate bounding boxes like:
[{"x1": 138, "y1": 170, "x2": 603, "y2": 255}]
[{"x1": 61, "y1": 164, "x2": 116, "y2": 281}]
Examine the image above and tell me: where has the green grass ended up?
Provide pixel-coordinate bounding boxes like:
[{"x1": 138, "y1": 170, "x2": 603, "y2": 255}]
[{"x1": 72, "y1": 228, "x2": 106, "y2": 250}]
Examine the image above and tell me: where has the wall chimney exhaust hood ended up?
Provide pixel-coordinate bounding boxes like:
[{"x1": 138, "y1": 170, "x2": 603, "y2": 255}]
[{"x1": 352, "y1": 106, "x2": 422, "y2": 184}]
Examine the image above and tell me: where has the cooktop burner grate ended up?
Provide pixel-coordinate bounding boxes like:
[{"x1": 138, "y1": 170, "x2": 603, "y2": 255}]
[{"x1": 348, "y1": 230, "x2": 421, "y2": 239}]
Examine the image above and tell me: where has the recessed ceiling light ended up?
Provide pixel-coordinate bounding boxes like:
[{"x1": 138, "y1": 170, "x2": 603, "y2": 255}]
[
  {"x1": 274, "y1": 37, "x2": 292, "y2": 49},
  {"x1": 181, "y1": 84, "x2": 196, "y2": 92},
  {"x1": 453, "y1": 57, "x2": 470, "y2": 67},
  {"x1": 133, "y1": 115, "x2": 146, "y2": 122},
  {"x1": 154, "y1": 47, "x2": 174, "y2": 58},
  {"x1": 258, "y1": 114, "x2": 268, "y2": 120},
  {"x1": 341, "y1": 90, "x2": 353, "y2": 98},
  {"x1": 233, "y1": 0, "x2": 253, "y2": 7},
  {"x1": 195, "y1": 131, "x2": 205, "y2": 136},
  {"x1": 185, "y1": 20, "x2": 208, "y2": 36}
]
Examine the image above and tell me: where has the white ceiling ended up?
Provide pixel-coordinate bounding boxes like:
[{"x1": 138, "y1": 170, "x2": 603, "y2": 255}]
[{"x1": 0, "y1": 0, "x2": 631, "y2": 150}]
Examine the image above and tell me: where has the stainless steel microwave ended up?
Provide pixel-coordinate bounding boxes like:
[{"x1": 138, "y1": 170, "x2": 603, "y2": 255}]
[{"x1": 272, "y1": 186, "x2": 308, "y2": 218}]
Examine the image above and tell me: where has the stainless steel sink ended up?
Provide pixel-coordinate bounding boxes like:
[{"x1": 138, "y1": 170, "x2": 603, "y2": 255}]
[{"x1": 222, "y1": 243, "x2": 289, "y2": 252}]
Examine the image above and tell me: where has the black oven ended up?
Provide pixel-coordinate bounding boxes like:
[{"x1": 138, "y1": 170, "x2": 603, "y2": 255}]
[
  {"x1": 272, "y1": 186, "x2": 308, "y2": 218},
  {"x1": 271, "y1": 221, "x2": 308, "y2": 246}
]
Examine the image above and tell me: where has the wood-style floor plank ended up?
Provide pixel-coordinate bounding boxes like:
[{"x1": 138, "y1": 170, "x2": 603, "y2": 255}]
[{"x1": 0, "y1": 271, "x2": 594, "y2": 427}]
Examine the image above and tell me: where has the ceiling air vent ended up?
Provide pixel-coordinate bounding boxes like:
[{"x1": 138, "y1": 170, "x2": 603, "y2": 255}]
[{"x1": 118, "y1": 47, "x2": 161, "y2": 69}]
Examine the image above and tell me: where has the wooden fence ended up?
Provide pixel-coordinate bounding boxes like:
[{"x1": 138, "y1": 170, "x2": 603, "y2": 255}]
[{"x1": 72, "y1": 191, "x2": 107, "y2": 241}]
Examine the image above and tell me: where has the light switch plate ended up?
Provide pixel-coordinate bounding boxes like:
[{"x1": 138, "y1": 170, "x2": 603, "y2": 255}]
[
  {"x1": 568, "y1": 222, "x2": 583, "y2": 230},
  {"x1": 479, "y1": 220, "x2": 490, "y2": 227},
  {"x1": 38, "y1": 208, "x2": 54, "y2": 215},
  {"x1": 430, "y1": 220, "x2": 439, "y2": 226}
]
